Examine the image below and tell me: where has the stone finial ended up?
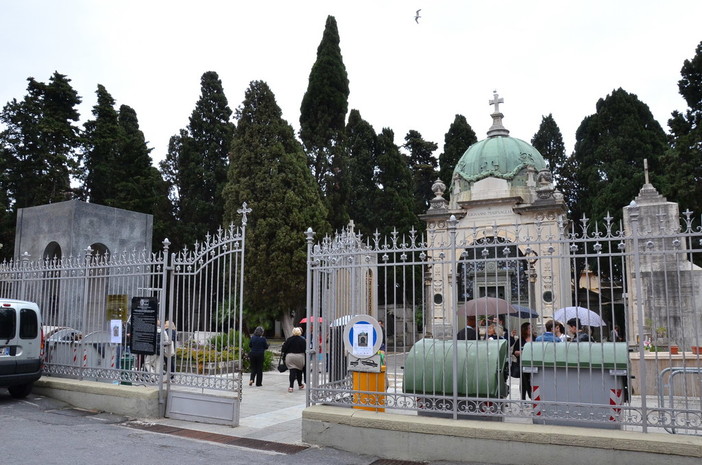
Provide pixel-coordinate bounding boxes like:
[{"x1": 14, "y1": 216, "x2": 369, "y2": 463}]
[{"x1": 428, "y1": 178, "x2": 448, "y2": 210}]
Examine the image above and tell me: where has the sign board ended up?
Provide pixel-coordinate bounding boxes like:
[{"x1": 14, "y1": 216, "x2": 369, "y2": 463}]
[
  {"x1": 129, "y1": 297, "x2": 158, "y2": 355},
  {"x1": 348, "y1": 353, "x2": 382, "y2": 373},
  {"x1": 342, "y1": 315, "x2": 382, "y2": 360}
]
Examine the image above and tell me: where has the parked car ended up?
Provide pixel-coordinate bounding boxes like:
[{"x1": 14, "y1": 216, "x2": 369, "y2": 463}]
[{"x1": 0, "y1": 299, "x2": 43, "y2": 398}]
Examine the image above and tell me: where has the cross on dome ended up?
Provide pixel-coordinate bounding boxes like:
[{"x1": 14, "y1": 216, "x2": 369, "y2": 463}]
[
  {"x1": 489, "y1": 91, "x2": 504, "y2": 114},
  {"x1": 486, "y1": 90, "x2": 509, "y2": 137}
]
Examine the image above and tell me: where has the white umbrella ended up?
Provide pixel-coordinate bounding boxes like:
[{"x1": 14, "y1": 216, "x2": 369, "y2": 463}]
[{"x1": 553, "y1": 306, "x2": 606, "y2": 327}]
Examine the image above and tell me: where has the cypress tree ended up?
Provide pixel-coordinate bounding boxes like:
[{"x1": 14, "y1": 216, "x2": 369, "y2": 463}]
[
  {"x1": 345, "y1": 109, "x2": 378, "y2": 235},
  {"x1": 661, "y1": 41, "x2": 702, "y2": 216},
  {"x1": 81, "y1": 84, "x2": 121, "y2": 204},
  {"x1": 161, "y1": 71, "x2": 234, "y2": 248},
  {"x1": 571, "y1": 88, "x2": 668, "y2": 226},
  {"x1": 403, "y1": 130, "x2": 438, "y2": 217},
  {"x1": 299, "y1": 15, "x2": 350, "y2": 229},
  {"x1": 530, "y1": 114, "x2": 575, "y2": 210},
  {"x1": 373, "y1": 128, "x2": 417, "y2": 236},
  {"x1": 438, "y1": 115, "x2": 477, "y2": 198},
  {"x1": 223, "y1": 80, "x2": 329, "y2": 330}
]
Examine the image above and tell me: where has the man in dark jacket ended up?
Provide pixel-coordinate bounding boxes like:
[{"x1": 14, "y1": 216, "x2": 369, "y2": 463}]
[{"x1": 457, "y1": 314, "x2": 479, "y2": 340}]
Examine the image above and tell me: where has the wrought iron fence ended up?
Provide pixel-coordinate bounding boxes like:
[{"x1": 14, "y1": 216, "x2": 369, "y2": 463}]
[
  {"x1": 0, "y1": 208, "x2": 249, "y2": 395},
  {"x1": 305, "y1": 211, "x2": 702, "y2": 434}
]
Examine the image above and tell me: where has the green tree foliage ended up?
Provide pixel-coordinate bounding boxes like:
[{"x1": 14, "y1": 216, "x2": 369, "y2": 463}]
[
  {"x1": 160, "y1": 71, "x2": 234, "y2": 250},
  {"x1": 530, "y1": 114, "x2": 576, "y2": 211},
  {"x1": 403, "y1": 130, "x2": 438, "y2": 218},
  {"x1": 345, "y1": 109, "x2": 378, "y2": 235},
  {"x1": 661, "y1": 40, "x2": 702, "y2": 216},
  {"x1": 81, "y1": 84, "x2": 121, "y2": 204},
  {"x1": 0, "y1": 72, "x2": 81, "y2": 210},
  {"x1": 116, "y1": 105, "x2": 175, "y2": 246},
  {"x1": 531, "y1": 114, "x2": 567, "y2": 180},
  {"x1": 299, "y1": 15, "x2": 350, "y2": 229},
  {"x1": 570, "y1": 88, "x2": 668, "y2": 227},
  {"x1": 374, "y1": 128, "x2": 417, "y2": 236},
  {"x1": 81, "y1": 87, "x2": 173, "y2": 248},
  {"x1": 438, "y1": 115, "x2": 477, "y2": 198},
  {"x1": 0, "y1": 72, "x2": 81, "y2": 258},
  {"x1": 223, "y1": 80, "x2": 329, "y2": 327}
]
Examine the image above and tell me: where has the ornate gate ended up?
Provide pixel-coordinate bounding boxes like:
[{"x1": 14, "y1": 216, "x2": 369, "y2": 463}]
[{"x1": 0, "y1": 204, "x2": 250, "y2": 425}]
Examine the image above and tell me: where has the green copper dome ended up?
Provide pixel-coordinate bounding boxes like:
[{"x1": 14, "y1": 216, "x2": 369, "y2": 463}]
[{"x1": 453, "y1": 135, "x2": 547, "y2": 183}]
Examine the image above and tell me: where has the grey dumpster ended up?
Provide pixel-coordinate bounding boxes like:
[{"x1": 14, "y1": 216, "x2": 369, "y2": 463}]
[
  {"x1": 403, "y1": 338, "x2": 508, "y2": 419},
  {"x1": 521, "y1": 342, "x2": 629, "y2": 429}
]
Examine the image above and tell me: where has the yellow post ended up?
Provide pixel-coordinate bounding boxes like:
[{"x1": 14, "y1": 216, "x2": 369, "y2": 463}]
[{"x1": 352, "y1": 366, "x2": 386, "y2": 412}]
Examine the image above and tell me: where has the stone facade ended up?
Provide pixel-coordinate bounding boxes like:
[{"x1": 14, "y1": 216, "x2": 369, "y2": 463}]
[{"x1": 14, "y1": 199, "x2": 153, "y2": 260}]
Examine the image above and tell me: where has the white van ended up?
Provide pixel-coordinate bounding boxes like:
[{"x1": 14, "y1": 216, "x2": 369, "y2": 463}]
[{"x1": 0, "y1": 299, "x2": 43, "y2": 398}]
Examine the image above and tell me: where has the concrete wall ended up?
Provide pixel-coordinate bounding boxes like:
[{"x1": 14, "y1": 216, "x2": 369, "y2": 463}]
[
  {"x1": 14, "y1": 199, "x2": 153, "y2": 260},
  {"x1": 33, "y1": 377, "x2": 160, "y2": 418},
  {"x1": 302, "y1": 405, "x2": 702, "y2": 465}
]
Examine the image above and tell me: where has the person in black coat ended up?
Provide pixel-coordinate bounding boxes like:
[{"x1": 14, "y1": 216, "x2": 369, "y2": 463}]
[
  {"x1": 457, "y1": 315, "x2": 479, "y2": 340},
  {"x1": 249, "y1": 326, "x2": 269, "y2": 386},
  {"x1": 281, "y1": 327, "x2": 306, "y2": 392}
]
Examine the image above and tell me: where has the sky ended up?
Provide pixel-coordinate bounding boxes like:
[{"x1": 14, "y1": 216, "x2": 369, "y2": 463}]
[{"x1": 1, "y1": 1, "x2": 701, "y2": 168}]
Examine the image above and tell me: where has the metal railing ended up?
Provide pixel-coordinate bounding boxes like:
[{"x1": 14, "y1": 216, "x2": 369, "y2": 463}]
[
  {"x1": 305, "y1": 213, "x2": 702, "y2": 434},
  {"x1": 0, "y1": 206, "x2": 249, "y2": 398}
]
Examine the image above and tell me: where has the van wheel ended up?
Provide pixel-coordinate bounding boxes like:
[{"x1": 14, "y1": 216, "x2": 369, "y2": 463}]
[{"x1": 8, "y1": 383, "x2": 33, "y2": 399}]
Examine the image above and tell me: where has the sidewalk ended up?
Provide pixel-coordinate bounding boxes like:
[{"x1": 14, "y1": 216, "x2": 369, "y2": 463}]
[{"x1": 151, "y1": 369, "x2": 307, "y2": 445}]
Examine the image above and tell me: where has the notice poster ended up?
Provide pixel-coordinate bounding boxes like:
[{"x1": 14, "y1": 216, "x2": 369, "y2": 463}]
[
  {"x1": 129, "y1": 297, "x2": 158, "y2": 355},
  {"x1": 110, "y1": 319, "x2": 122, "y2": 344},
  {"x1": 352, "y1": 323, "x2": 374, "y2": 357}
]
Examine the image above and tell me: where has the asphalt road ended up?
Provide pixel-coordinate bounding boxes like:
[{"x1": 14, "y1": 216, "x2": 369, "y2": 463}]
[{"x1": 2, "y1": 391, "x2": 498, "y2": 465}]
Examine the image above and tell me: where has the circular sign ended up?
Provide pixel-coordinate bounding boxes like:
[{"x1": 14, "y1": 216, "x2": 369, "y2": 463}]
[{"x1": 342, "y1": 315, "x2": 383, "y2": 358}]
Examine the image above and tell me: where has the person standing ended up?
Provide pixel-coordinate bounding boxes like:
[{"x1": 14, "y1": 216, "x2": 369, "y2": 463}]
[
  {"x1": 249, "y1": 326, "x2": 269, "y2": 387},
  {"x1": 163, "y1": 321, "x2": 177, "y2": 377},
  {"x1": 568, "y1": 318, "x2": 593, "y2": 342},
  {"x1": 610, "y1": 324, "x2": 623, "y2": 342},
  {"x1": 282, "y1": 327, "x2": 306, "y2": 392},
  {"x1": 512, "y1": 322, "x2": 533, "y2": 400},
  {"x1": 535, "y1": 320, "x2": 560, "y2": 342},
  {"x1": 457, "y1": 315, "x2": 479, "y2": 340}
]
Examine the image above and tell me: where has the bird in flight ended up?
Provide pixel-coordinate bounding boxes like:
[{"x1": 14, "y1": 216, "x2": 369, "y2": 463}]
[{"x1": 415, "y1": 9, "x2": 421, "y2": 23}]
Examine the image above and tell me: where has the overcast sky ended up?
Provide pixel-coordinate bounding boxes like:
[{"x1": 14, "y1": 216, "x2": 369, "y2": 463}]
[{"x1": 2, "y1": 1, "x2": 701, "y2": 167}]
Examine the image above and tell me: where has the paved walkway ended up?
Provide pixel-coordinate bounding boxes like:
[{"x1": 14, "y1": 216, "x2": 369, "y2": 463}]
[{"x1": 152, "y1": 369, "x2": 308, "y2": 445}]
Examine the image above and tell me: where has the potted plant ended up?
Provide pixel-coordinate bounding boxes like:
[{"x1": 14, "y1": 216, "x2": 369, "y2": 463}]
[{"x1": 654, "y1": 326, "x2": 669, "y2": 351}]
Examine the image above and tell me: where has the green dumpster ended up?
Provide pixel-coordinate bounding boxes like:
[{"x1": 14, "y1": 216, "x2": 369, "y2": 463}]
[
  {"x1": 521, "y1": 342, "x2": 629, "y2": 428},
  {"x1": 403, "y1": 339, "x2": 508, "y2": 419}
]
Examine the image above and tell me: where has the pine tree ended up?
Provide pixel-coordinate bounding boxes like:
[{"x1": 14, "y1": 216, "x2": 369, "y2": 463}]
[
  {"x1": 345, "y1": 109, "x2": 378, "y2": 235},
  {"x1": 161, "y1": 71, "x2": 234, "y2": 249},
  {"x1": 403, "y1": 130, "x2": 438, "y2": 217},
  {"x1": 571, "y1": 88, "x2": 668, "y2": 226},
  {"x1": 660, "y1": 40, "x2": 702, "y2": 216},
  {"x1": 223, "y1": 80, "x2": 329, "y2": 329},
  {"x1": 438, "y1": 115, "x2": 477, "y2": 197},
  {"x1": 299, "y1": 15, "x2": 350, "y2": 229},
  {"x1": 0, "y1": 72, "x2": 81, "y2": 210}
]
